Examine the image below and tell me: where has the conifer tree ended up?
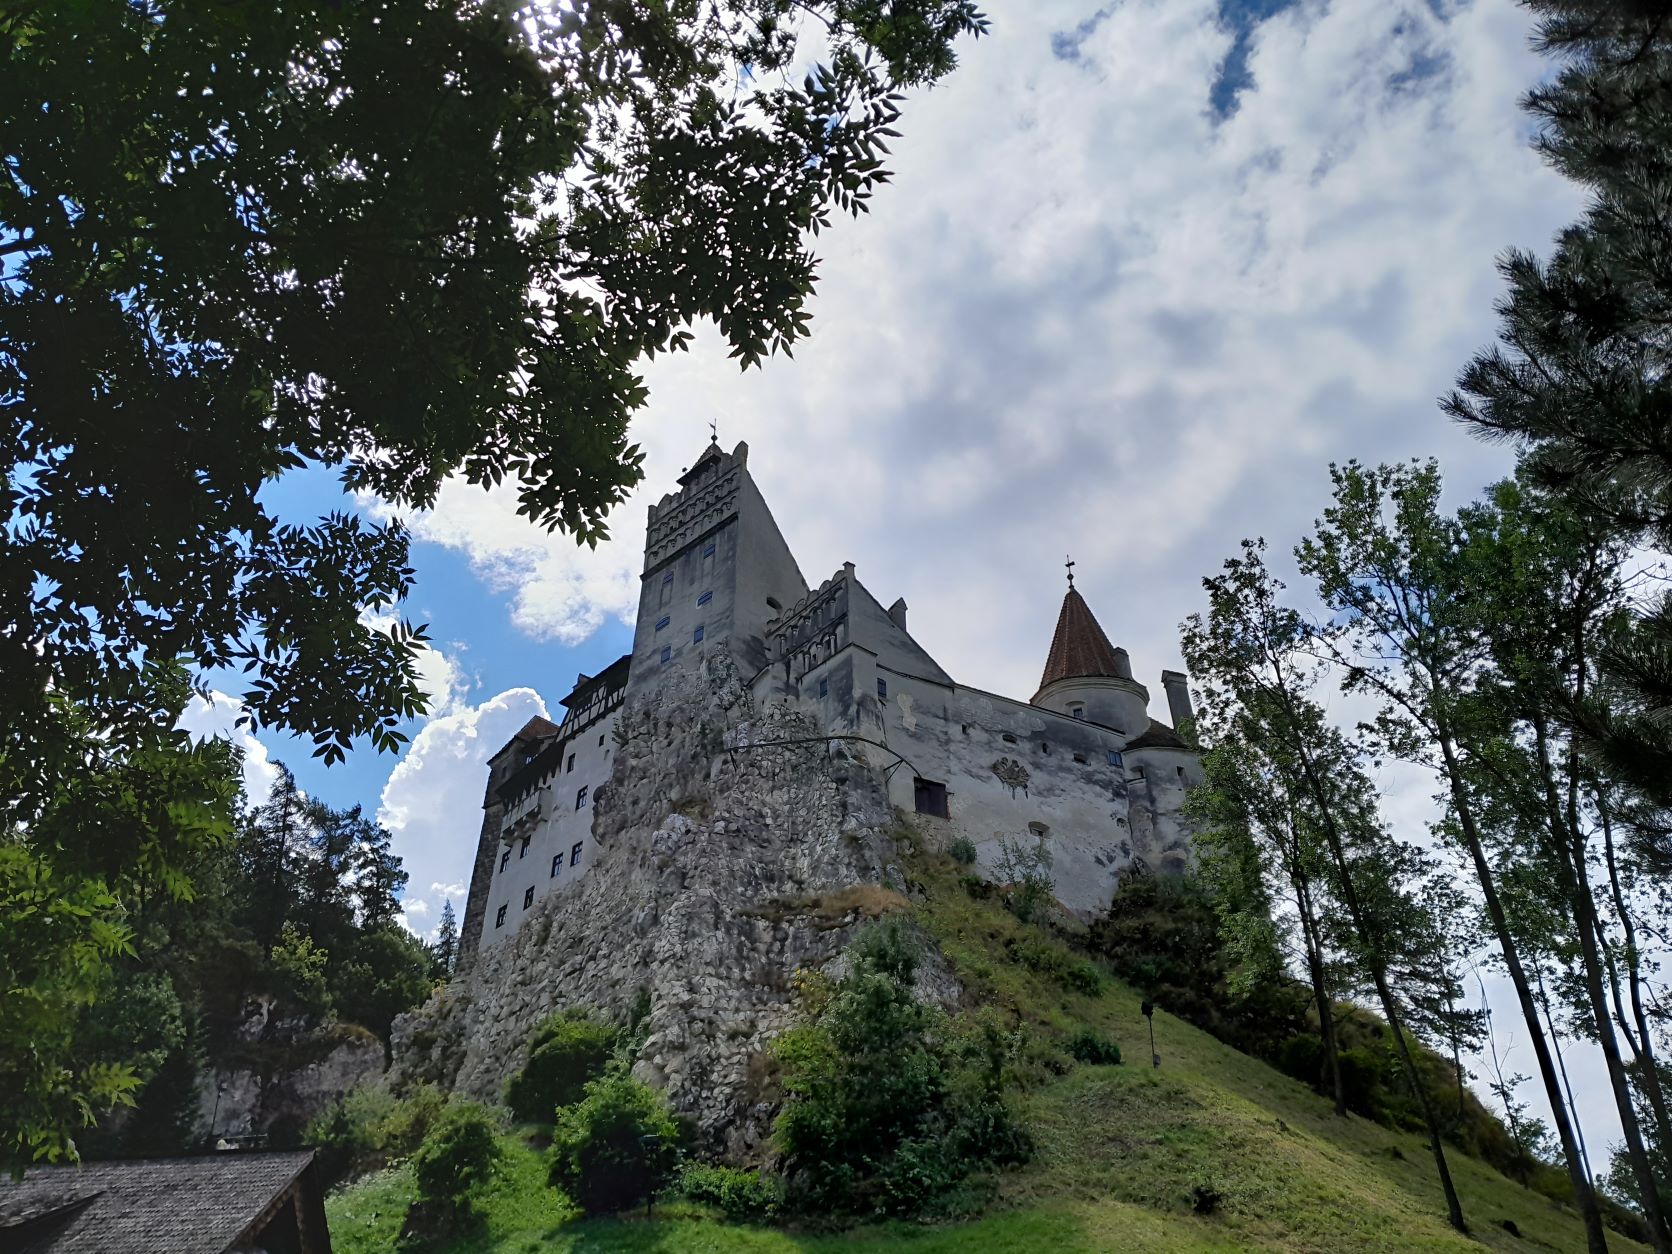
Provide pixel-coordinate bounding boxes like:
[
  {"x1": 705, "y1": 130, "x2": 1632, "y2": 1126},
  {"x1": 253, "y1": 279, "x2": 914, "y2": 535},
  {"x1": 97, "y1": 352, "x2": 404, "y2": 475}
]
[
  {"x1": 1444, "y1": 0, "x2": 1672, "y2": 815},
  {"x1": 433, "y1": 902, "x2": 459, "y2": 982}
]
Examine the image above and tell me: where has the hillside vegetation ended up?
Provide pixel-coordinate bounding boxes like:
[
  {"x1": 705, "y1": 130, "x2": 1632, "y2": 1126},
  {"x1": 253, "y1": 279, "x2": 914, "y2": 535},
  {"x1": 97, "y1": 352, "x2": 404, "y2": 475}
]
[{"x1": 328, "y1": 849, "x2": 1643, "y2": 1252}]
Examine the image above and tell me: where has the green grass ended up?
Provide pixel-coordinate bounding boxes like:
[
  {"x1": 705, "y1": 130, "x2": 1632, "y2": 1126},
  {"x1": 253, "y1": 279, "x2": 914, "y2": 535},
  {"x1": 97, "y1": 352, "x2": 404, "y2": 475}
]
[{"x1": 329, "y1": 854, "x2": 1646, "y2": 1253}]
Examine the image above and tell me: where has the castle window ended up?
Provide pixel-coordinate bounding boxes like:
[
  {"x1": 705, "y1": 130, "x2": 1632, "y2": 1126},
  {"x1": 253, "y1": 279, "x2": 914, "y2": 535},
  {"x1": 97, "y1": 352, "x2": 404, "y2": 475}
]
[
  {"x1": 693, "y1": 624, "x2": 704, "y2": 644},
  {"x1": 1073, "y1": 753, "x2": 1087, "y2": 765},
  {"x1": 499, "y1": 847, "x2": 512, "y2": 872},
  {"x1": 1028, "y1": 821, "x2": 1049, "y2": 839},
  {"x1": 660, "y1": 646, "x2": 671, "y2": 665},
  {"x1": 1071, "y1": 705, "x2": 1085, "y2": 719},
  {"x1": 523, "y1": 886, "x2": 535, "y2": 910},
  {"x1": 655, "y1": 615, "x2": 670, "y2": 631},
  {"x1": 1002, "y1": 733, "x2": 1016, "y2": 744},
  {"x1": 1177, "y1": 766, "x2": 1187, "y2": 783},
  {"x1": 876, "y1": 677, "x2": 887, "y2": 701},
  {"x1": 703, "y1": 541, "x2": 716, "y2": 558},
  {"x1": 697, "y1": 590, "x2": 712, "y2": 607},
  {"x1": 495, "y1": 905, "x2": 507, "y2": 929},
  {"x1": 1108, "y1": 750, "x2": 1124, "y2": 767},
  {"x1": 598, "y1": 733, "x2": 605, "y2": 746},
  {"x1": 576, "y1": 786, "x2": 588, "y2": 810},
  {"x1": 567, "y1": 753, "x2": 575, "y2": 773},
  {"x1": 660, "y1": 572, "x2": 673, "y2": 608},
  {"x1": 913, "y1": 778, "x2": 949, "y2": 819},
  {"x1": 551, "y1": 854, "x2": 563, "y2": 878},
  {"x1": 519, "y1": 836, "x2": 530, "y2": 859},
  {"x1": 1040, "y1": 742, "x2": 1050, "y2": 754},
  {"x1": 818, "y1": 678, "x2": 828, "y2": 698},
  {"x1": 571, "y1": 841, "x2": 584, "y2": 866}
]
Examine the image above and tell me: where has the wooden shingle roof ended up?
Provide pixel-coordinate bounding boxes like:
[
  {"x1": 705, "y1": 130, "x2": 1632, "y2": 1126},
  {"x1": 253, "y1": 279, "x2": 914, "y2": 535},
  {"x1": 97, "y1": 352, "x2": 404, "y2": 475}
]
[{"x1": 1037, "y1": 587, "x2": 1126, "y2": 692}]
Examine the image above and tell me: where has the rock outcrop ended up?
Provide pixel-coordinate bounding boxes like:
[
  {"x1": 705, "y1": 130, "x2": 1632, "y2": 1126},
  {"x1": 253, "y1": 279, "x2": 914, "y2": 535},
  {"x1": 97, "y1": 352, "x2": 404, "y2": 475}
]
[{"x1": 390, "y1": 653, "x2": 921, "y2": 1156}]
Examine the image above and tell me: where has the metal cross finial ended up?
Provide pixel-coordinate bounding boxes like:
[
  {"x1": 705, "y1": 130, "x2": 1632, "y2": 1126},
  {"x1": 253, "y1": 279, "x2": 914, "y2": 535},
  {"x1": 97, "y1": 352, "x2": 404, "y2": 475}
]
[{"x1": 1065, "y1": 555, "x2": 1076, "y2": 588}]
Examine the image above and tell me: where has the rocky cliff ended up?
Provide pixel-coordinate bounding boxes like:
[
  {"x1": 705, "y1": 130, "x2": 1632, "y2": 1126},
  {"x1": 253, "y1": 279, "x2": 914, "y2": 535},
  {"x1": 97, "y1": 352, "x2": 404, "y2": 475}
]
[{"x1": 390, "y1": 653, "x2": 925, "y2": 1156}]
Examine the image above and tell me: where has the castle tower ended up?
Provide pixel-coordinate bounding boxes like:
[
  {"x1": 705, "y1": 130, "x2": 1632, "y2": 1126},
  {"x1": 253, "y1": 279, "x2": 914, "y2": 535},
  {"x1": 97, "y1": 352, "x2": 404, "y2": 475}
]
[
  {"x1": 1030, "y1": 578, "x2": 1151, "y2": 738},
  {"x1": 627, "y1": 440, "x2": 807, "y2": 699}
]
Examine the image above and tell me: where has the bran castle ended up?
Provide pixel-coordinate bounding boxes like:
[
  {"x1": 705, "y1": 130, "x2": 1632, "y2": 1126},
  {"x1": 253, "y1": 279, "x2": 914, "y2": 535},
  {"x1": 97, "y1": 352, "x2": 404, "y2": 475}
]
[{"x1": 455, "y1": 440, "x2": 1202, "y2": 968}]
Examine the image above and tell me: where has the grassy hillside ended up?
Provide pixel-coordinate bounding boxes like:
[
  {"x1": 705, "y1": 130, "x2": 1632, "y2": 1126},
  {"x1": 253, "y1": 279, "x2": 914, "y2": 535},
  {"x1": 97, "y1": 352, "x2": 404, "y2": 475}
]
[{"x1": 328, "y1": 851, "x2": 1643, "y2": 1253}]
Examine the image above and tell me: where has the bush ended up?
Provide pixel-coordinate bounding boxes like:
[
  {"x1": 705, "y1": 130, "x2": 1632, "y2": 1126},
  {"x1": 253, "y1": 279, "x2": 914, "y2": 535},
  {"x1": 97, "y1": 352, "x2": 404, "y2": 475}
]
[
  {"x1": 773, "y1": 917, "x2": 1030, "y2": 1218},
  {"x1": 306, "y1": 1087, "x2": 398, "y2": 1186},
  {"x1": 380, "y1": 1085, "x2": 450, "y2": 1158},
  {"x1": 680, "y1": 1162, "x2": 782, "y2": 1222},
  {"x1": 547, "y1": 1070, "x2": 684, "y2": 1215},
  {"x1": 504, "y1": 1009, "x2": 618, "y2": 1125},
  {"x1": 1065, "y1": 1028, "x2": 1122, "y2": 1066},
  {"x1": 409, "y1": 1101, "x2": 502, "y2": 1220},
  {"x1": 1004, "y1": 935, "x2": 1103, "y2": 996},
  {"x1": 994, "y1": 838, "x2": 1054, "y2": 922},
  {"x1": 948, "y1": 837, "x2": 977, "y2": 866}
]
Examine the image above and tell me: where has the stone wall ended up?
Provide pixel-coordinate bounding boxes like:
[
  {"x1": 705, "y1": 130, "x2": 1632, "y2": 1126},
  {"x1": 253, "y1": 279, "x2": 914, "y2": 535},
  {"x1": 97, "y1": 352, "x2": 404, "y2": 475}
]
[{"x1": 390, "y1": 651, "x2": 916, "y2": 1157}]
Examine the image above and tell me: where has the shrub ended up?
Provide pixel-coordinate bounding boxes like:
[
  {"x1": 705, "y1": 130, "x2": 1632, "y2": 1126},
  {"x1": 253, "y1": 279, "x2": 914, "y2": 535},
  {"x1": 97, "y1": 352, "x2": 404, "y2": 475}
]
[
  {"x1": 379, "y1": 1085, "x2": 449, "y2": 1158},
  {"x1": 948, "y1": 836, "x2": 977, "y2": 866},
  {"x1": 773, "y1": 917, "x2": 1030, "y2": 1218},
  {"x1": 1065, "y1": 1028, "x2": 1122, "y2": 1066},
  {"x1": 409, "y1": 1101, "x2": 503, "y2": 1219},
  {"x1": 680, "y1": 1162, "x2": 782, "y2": 1222},
  {"x1": 305, "y1": 1086, "x2": 398, "y2": 1186},
  {"x1": 547, "y1": 1070, "x2": 684, "y2": 1215},
  {"x1": 1004, "y1": 936, "x2": 1103, "y2": 996},
  {"x1": 994, "y1": 838, "x2": 1054, "y2": 922},
  {"x1": 504, "y1": 1008, "x2": 618, "y2": 1124}
]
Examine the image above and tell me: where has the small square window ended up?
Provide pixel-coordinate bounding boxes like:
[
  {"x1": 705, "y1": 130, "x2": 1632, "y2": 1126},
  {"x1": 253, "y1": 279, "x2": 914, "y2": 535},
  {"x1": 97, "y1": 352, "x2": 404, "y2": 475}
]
[
  {"x1": 662, "y1": 571, "x2": 674, "y2": 584},
  {"x1": 567, "y1": 753, "x2": 575, "y2": 773},
  {"x1": 1073, "y1": 753, "x2": 1088, "y2": 764},
  {"x1": 697, "y1": 590, "x2": 712, "y2": 606},
  {"x1": 598, "y1": 733, "x2": 605, "y2": 746},
  {"x1": 693, "y1": 625, "x2": 704, "y2": 643},
  {"x1": 499, "y1": 847, "x2": 511, "y2": 872},
  {"x1": 551, "y1": 854, "x2": 563, "y2": 878},
  {"x1": 913, "y1": 778, "x2": 949, "y2": 819},
  {"x1": 1002, "y1": 733, "x2": 1017, "y2": 744},
  {"x1": 495, "y1": 905, "x2": 507, "y2": 928},
  {"x1": 702, "y1": 542, "x2": 716, "y2": 558},
  {"x1": 1108, "y1": 751, "x2": 1124, "y2": 767},
  {"x1": 659, "y1": 646, "x2": 671, "y2": 664},
  {"x1": 818, "y1": 678, "x2": 829, "y2": 698},
  {"x1": 523, "y1": 886, "x2": 535, "y2": 909},
  {"x1": 655, "y1": 615, "x2": 670, "y2": 631},
  {"x1": 576, "y1": 786, "x2": 588, "y2": 810},
  {"x1": 519, "y1": 836, "x2": 530, "y2": 858},
  {"x1": 1071, "y1": 705, "x2": 1085, "y2": 719},
  {"x1": 876, "y1": 677, "x2": 888, "y2": 700},
  {"x1": 571, "y1": 841, "x2": 584, "y2": 866}
]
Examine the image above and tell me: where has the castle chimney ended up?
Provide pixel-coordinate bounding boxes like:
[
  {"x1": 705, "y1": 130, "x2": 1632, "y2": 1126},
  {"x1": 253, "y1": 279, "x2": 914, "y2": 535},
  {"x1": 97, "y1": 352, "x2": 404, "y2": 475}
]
[
  {"x1": 887, "y1": 598, "x2": 908, "y2": 633},
  {"x1": 1161, "y1": 670, "x2": 1194, "y2": 730}
]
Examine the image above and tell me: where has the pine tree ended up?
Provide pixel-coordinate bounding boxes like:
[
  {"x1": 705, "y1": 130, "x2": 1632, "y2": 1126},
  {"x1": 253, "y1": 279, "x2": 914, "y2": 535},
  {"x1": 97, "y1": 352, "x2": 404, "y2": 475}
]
[
  {"x1": 1444, "y1": 0, "x2": 1672, "y2": 815},
  {"x1": 433, "y1": 901, "x2": 458, "y2": 981}
]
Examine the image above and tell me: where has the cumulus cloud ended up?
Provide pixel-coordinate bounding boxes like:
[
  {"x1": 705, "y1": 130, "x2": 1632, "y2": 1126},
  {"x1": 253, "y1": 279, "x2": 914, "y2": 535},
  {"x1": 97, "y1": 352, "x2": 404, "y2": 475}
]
[
  {"x1": 378, "y1": 686, "x2": 551, "y2": 939},
  {"x1": 178, "y1": 691, "x2": 281, "y2": 805}
]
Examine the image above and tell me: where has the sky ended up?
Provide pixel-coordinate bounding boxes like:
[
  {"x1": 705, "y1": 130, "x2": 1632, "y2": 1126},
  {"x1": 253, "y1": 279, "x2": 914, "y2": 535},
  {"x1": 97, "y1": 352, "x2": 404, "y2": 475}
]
[{"x1": 182, "y1": 0, "x2": 1637, "y2": 1172}]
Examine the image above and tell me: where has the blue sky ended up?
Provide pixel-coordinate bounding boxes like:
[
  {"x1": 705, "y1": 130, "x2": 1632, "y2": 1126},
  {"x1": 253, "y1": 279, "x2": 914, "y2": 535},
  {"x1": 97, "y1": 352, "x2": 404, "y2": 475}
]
[{"x1": 180, "y1": 0, "x2": 1641, "y2": 1167}]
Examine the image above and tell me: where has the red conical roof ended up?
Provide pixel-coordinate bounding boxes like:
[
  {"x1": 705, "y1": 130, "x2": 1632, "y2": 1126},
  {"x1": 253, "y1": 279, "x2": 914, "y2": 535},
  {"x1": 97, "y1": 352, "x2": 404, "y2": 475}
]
[{"x1": 1037, "y1": 587, "x2": 1126, "y2": 692}]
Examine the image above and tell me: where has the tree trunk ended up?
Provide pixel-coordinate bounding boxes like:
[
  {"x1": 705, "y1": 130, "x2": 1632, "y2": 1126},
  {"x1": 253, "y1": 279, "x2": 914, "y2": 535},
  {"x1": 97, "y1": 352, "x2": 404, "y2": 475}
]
[
  {"x1": 1432, "y1": 730, "x2": 1605, "y2": 1251},
  {"x1": 1536, "y1": 964, "x2": 1593, "y2": 1187},
  {"x1": 1293, "y1": 864, "x2": 1347, "y2": 1116}
]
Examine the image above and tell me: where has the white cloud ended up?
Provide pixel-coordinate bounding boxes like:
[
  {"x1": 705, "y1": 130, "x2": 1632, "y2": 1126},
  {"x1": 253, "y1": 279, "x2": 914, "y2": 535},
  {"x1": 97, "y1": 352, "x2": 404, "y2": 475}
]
[
  {"x1": 377, "y1": 686, "x2": 550, "y2": 939},
  {"x1": 178, "y1": 691, "x2": 281, "y2": 806}
]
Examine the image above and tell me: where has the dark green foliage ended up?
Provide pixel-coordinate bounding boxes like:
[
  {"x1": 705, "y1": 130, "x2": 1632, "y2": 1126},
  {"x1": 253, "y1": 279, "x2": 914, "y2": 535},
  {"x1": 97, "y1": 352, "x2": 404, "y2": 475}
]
[
  {"x1": 306, "y1": 1085, "x2": 449, "y2": 1189},
  {"x1": 679, "y1": 1162, "x2": 783, "y2": 1222},
  {"x1": 994, "y1": 839, "x2": 1055, "y2": 923},
  {"x1": 546, "y1": 1071, "x2": 685, "y2": 1216},
  {"x1": 1089, "y1": 870, "x2": 1307, "y2": 1062},
  {"x1": 772, "y1": 917, "x2": 1030, "y2": 1218},
  {"x1": 430, "y1": 902, "x2": 458, "y2": 982},
  {"x1": 410, "y1": 1102, "x2": 503, "y2": 1217},
  {"x1": 1065, "y1": 1029, "x2": 1122, "y2": 1067},
  {"x1": 504, "y1": 1009, "x2": 619, "y2": 1125},
  {"x1": 948, "y1": 837, "x2": 978, "y2": 866},
  {"x1": 1003, "y1": 936, "x2": 1104, "y2": 996}
]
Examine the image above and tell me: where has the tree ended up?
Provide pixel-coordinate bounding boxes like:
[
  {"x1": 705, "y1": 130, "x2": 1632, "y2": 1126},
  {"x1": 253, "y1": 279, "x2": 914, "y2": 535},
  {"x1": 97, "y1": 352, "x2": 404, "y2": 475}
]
[
  {"x1": 432, "y1": 901, "x2": 459, "y2": 981},
  {"x1": 1443, "y1": 0, "x2": 1672, "y2": 813},
  {"x1": 547, "y1": 1070, "x2": 685, "y2": 1216},
  {"x1": 1, "y1": 0, "x2": 986, "y2": 772},
  {"x1": 1297, "y1": 459, "x2": 1658, "y2": 1251},
  {"x1": 1181, "y1": 538, "x2": 1468, "y2": 1232}
]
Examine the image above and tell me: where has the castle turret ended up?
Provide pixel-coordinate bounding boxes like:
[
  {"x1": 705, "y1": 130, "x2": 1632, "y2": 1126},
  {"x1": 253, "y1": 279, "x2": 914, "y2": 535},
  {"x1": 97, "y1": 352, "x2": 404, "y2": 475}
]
[{"x1": 1030, "y1": 575, "x2": 1151, "y2": 738}]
